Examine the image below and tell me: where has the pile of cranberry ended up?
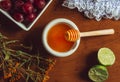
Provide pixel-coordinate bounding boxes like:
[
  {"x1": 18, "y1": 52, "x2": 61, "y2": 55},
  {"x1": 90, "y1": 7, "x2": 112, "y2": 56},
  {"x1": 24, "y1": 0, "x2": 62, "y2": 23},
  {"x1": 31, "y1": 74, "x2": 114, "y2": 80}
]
[{"x1": 0, "y1": 0, "x2": 47, "y2": 25}]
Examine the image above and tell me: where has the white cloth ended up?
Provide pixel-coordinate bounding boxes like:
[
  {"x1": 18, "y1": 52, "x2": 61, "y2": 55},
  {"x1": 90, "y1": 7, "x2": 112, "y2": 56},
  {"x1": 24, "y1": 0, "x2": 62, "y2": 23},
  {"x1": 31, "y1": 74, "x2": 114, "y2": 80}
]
[{"x1": 62, "y1": 0, "x2": 120, "y2": 21}]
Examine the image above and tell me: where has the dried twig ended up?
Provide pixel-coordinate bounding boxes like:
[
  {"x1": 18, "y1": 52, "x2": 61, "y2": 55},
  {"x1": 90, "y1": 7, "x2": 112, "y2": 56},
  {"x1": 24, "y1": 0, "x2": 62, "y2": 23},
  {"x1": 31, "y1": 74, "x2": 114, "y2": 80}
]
[{"x1": 0, "y1": 33, "x2": 55, "y2": 82}]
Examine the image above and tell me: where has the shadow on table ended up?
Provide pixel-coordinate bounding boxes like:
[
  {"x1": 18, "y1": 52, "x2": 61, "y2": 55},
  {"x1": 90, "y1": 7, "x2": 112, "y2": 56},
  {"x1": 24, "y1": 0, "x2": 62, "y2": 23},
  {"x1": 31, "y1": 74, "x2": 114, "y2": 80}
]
[
  {"x1": 79, "y1": 51, "x2": 99, "y2": 82},
  {"x1": 23, "y1": 25, "x2": 55, "y2": 58},
  {"x1": 0, "y1": 13, "x2": 22, "y2": 33}
]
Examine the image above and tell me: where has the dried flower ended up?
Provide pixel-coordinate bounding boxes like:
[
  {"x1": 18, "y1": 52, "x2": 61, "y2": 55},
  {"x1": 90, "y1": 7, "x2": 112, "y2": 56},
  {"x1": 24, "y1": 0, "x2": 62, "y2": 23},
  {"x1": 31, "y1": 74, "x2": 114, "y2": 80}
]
[{"x1": 0, "y1": 33, "x2": 55, "y2": 82}]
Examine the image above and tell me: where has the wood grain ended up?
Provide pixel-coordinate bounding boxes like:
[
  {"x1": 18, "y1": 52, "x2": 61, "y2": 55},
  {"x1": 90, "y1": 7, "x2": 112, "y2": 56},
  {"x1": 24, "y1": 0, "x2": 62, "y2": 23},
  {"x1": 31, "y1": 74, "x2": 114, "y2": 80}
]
[{"x1": 0, "y1": 0, "x2": 120, "y2": 82}]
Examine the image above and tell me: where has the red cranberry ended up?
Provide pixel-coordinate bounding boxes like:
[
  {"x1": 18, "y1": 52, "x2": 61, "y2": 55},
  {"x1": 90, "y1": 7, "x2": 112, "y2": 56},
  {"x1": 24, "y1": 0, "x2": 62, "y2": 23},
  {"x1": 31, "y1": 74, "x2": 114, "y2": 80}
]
[
  {"x1": 0, "y1": 0, "x2": 12, "y2": 11},
  {"x1": 26, "y1": 0, "x2": 35, "y2": 3},
  {"x1": 22, "y1": 2, "x2": 33, "y2": 14},
  {"x1": 13, "y1": 13, "x2": 24, "y2": 22},
  {"x1": 35, "y1": 0, "x2": 46, "y2": 10},
  {"x1": 14, "y1": 0, "x2": 24, "y2": 9},
  {"x1": 26, "y1": 13, "x2": 36, "y2": 22}
]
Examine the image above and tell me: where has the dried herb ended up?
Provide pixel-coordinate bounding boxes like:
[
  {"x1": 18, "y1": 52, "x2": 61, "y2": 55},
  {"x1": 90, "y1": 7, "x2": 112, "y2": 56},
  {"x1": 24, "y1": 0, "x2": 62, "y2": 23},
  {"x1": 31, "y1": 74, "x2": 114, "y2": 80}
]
[{"x1": 0, "y1": 33, "x2": 55, "y2": 82}]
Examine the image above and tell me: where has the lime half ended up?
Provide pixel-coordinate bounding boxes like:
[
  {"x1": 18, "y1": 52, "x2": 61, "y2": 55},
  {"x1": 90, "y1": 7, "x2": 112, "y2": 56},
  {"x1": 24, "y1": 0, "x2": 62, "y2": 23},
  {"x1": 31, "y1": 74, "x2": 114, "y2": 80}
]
[
  {"x1": 88, "y1": 65, "x2": 109, "y2": 82},
  {"x1": 98, "y1": 48, "x2": 115, "y2": 66}
]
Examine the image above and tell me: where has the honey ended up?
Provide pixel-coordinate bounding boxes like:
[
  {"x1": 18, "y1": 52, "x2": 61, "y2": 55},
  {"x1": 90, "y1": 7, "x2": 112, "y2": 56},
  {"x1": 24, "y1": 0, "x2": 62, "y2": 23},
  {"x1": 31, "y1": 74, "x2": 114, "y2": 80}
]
[{"x1": 47, "y1": 23, "x2": 74, "y2": 52}]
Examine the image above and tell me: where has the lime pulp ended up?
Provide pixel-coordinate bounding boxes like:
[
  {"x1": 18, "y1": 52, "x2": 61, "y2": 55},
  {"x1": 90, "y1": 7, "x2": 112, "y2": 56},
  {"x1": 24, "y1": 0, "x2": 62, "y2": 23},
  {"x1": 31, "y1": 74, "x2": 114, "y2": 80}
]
[
  {"x1": 88, "y1": 65, "x2": 109, "y2": 82},
  {"x1": 97, "y1": 48, "x2": 115, "y2": 66}
]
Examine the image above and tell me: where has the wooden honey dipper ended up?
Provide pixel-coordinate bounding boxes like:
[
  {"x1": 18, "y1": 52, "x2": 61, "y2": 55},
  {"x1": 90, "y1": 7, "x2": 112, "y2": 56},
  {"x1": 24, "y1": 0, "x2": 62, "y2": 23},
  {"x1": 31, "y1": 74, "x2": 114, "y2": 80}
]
[{"x1": 65, "y1": 29, "x2": 115, "y2": 42}]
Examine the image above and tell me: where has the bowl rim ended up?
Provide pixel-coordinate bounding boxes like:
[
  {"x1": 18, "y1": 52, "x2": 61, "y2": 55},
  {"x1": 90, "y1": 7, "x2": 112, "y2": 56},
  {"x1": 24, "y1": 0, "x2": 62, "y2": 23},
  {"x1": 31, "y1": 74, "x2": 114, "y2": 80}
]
[{"x1": 42, "y1": 18, "x2": 80, "y2": 57}]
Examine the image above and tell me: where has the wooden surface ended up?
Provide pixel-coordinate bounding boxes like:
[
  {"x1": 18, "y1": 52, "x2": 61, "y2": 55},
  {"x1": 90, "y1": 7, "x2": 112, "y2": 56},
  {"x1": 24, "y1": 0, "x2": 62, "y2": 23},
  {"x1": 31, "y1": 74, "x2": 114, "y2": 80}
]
[{"x1": 0, "y1": 0, "x2": 120, "y2": 82}]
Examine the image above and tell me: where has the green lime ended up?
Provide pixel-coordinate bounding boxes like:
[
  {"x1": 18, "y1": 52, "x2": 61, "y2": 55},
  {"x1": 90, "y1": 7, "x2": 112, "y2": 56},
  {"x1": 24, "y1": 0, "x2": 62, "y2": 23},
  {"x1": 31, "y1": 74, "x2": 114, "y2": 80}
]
[
  {"x1": 88, "y1": 65, "x2": 109, "y2": 82},
  {"x1": 98, "y1": 48, "x2": 115, "y2": 66}
]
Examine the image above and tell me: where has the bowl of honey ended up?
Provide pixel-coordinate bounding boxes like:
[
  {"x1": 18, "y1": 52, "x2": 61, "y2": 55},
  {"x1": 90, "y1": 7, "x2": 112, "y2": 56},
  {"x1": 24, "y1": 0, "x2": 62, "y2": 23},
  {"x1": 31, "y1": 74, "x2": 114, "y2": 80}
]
[{"x1": 42, "y1": 18, "x2": 80, "y2": 57}]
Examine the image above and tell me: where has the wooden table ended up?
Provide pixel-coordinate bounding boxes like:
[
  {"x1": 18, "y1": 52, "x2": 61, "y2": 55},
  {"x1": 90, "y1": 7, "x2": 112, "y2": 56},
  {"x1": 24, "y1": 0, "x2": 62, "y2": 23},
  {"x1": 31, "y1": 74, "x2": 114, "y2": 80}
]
[{"x1": 0, "y1": 0, "x2": 120, "y2": 82}]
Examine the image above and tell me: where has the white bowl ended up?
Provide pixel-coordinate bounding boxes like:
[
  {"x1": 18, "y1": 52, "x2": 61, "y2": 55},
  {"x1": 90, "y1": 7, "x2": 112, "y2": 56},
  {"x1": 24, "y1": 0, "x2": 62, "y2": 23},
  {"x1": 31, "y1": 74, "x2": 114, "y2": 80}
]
[
  {"x1": 42, "y1": 18, "x2": 80, "y2": 57},
  {"x1": 0, "y1": 0, "x2": 53, "y2": 31}
]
